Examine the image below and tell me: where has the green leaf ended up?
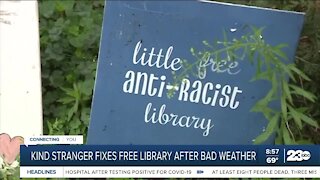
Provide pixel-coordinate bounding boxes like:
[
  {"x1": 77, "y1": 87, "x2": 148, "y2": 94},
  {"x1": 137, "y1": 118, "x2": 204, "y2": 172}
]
[
  {"x1": 252, "y1": 26, "x2": 265, "y2": 38},
  {"x1": 67, "y1": 99, "x2": 79, "y2": 122},
  {"x1": 56, "y1": 1, "x2": 75, "y2": 13},
  {"x1": 275, "y1": 128, "x2": 283, "y2": 144},
  {"x1": 69, "y1": 119, "x2": 81, "y2": 129},
  {"x1": 288, "y1": 105, "x2": 303, "y2": 129},
  {"x1": 251, "y1": 87, "x2": 276, "y2": 118},
  {"x1": 282, "y1": 125, "x2": 293, "y2": 144},
  {"x1": 202, "y1": 40, "x2": 210, "y2": 47},
  {"x1": 288, "y1": 64, "x2": 311, "y2": 81},
  {"x1": 251, "y1": 103, "x2": 263, "y2": 113},
  {"x1": 253, "y1": 113, "x2": 280, "y2": 144},
  {"x1": 299, "y1": 113, "x2": 319, "y2": 128},
  {"x1": 248, "y1": 49, "x2": 255, "y2": 64},
  {"x1": 39, "y1": 1, "x2": 55, "y2": 18},
  {"x1": 222, "y1": 30, "x2": 228, "y2": 44},
  {"x1": 274, "y1": 43, "x2": 288, "y2": 49},
  {"x1": 271, "y1": 73, "x2": 278, "y2": 96},
  {"x1": 288, "y1": 104, "x2": 318, "y2": 128},
  {"x1": 60, "y1": 87, "x2": 75, "y2": 97},
  {"x1": 282, "y1": 80, "x2": 292, "y2": 104},
  {"x1": 251, "y1": 70, "x2": 272, "y2": 81},
  {"x1": 296, "y1": 107, "x2": 309, "y2": 113},
  {"x1": 281, "y1": 95, "x2": 287, "y2": 120},
  {"x1": 47, "y1": 121, "x2": 53, "y2": 133},
  {"x1": 78, "y1": 80, "x2": 94, "y2": 96},
  {"x1": 80, "y1": 17, "x2": 94, "y2": 28},
  {"x1": 289, "y1": 84, "x2": 316, "y2": 102},
  {"x1": 278, "y1": 63, "x2": 296, "y2": 82},
  {"x1": 272, "y1": 47, "x2": 288, "y2": 61},
  {"x1": 57, "y1": 97, "x2": 75, "y2": 104},
  {"x1": 190, "y1": 48, "x2": 195, "y2": 55},
  {"x1": 68, "y1": 25, "x2": 80, "y2": 36}
]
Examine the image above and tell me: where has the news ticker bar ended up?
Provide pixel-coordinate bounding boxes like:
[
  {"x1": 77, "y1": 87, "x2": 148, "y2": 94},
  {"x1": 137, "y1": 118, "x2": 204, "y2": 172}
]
[
  {"x1": 20, "y1": 166, "x2": 320, "y2": 178},
  {"x1": 20, "y1": 145, "x2": 318, "y2": 166}
]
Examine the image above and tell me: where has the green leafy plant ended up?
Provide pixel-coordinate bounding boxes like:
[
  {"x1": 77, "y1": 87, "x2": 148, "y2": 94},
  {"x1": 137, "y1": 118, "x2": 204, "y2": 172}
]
[
  {"x1": 0, "y1": 156, "x2": 20, "y2": 180},
  {"x1": 39, "y1": 0, "x2": 103, "y2": 141},
  {"x1": 217, "y1": 0, "x2": 320, "y2": 145},
  {"x1": 170, "y1": 26, "x2": 318, "y2": 144}
]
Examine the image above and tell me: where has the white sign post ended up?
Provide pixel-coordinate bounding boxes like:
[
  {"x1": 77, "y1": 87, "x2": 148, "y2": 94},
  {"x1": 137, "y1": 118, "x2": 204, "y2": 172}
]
[{"x1": 0, "y1": 1, "x2": 43, "y2": 138}]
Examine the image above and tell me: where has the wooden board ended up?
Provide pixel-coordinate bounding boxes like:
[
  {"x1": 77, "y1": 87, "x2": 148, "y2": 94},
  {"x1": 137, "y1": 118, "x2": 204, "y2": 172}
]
[{"x1": 0, "y1": 1, "x2": 42, "y2": 137}]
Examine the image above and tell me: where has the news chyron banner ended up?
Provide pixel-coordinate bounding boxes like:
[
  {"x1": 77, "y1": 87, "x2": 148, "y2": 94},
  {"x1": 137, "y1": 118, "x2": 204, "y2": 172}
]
[{"x1": 20, "y1": 145, "x2": 320, "y2": 178}]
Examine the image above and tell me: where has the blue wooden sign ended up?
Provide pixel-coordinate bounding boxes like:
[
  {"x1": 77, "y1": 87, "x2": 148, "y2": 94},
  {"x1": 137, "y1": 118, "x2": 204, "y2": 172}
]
[{"x1": 87, "y1": 1, "x2": 304, "y2": 144}]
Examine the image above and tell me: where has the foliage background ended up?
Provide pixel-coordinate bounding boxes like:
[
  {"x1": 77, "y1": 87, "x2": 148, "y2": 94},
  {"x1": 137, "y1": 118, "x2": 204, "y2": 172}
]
[{"x1": 39, "y1": 0, "x2": 320, "y2": 144}]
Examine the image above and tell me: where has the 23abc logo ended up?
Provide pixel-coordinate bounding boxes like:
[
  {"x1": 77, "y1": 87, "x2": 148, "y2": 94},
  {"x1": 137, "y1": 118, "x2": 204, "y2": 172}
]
[{"x1": 286, "y1": 150, "x2": 311, "y2": 162}]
